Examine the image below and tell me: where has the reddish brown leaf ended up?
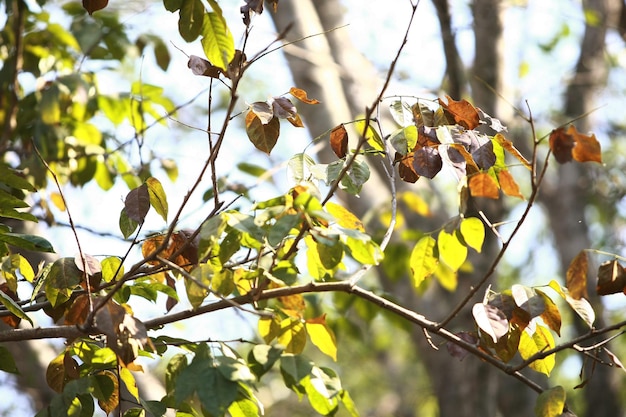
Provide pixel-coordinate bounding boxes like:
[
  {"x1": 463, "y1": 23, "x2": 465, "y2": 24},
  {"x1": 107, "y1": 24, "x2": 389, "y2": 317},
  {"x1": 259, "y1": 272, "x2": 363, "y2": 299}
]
[
  {"x1": 438, "y1": 95, "x2": 480, "y2": 130},
  {"x1": 290, "y1": 87, "x2": 320, "y2": 104},
  {"x1": 63, "y1": 351, "x2": 80, "y2": 380},
  {"x1": 596, "y1": 260, "x2": 626, "y2": 296},
  {"x1": 569, "y1": 125, "x2": 602, "y2": 163},
  {"x1": 83, "y1": 0, "x2": 108, "y2": 15},
  {"x1": 566, "y1": 250, "x2": 588, "y2": 300},
  {"x1": 245, "y1": 111, "x2": 280, "y2": 154},
  {"x1": 397, "y1": 153, "x2": 419, "y2": 183},
  {"x1": 124, "y1": 184, "x2": 150, "y2": 224},
  {"x1": 330, "y1": 124, "x2": 348, "y2": 158},
  {"x1": 549, "y1": 127, "x2": 575, "y2": 163},
  {"x1": 165, "y1": 273, "x2": 178, "y2": 312},
  {"x1": 497, "y1": 169, "x2": 524, "y2": 199},
  {"x1": 469, "y1": 172, "x2": 499, "y2": 199}
]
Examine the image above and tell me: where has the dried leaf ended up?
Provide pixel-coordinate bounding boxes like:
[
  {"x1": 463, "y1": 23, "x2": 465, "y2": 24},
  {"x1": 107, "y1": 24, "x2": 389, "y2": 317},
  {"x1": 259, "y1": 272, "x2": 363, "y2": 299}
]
[
  {"x1": 188, "y1": 55, "x2": 222, "y2": 78},
  {"x1": 290, "y1": 87, "x2": 320, "y2": 104},
  {"x1": 446, "y1": 331, "x2": 478, "y2": 361},
  {"x1": 438, "y1": 95, "x2": 480, "y2": 130},
  {"x1": 497, "y1": 169, "x2": 524, "y2": 199},
  {"x1": 64, "y1": 294, "x2": 90, "y2": 325},
  {"x1": 142, "y1": 231, "x2": 198, "y2": 271},
  {"x1": 566, "y1": 250, "x2": 588, "y2": 300},
  {"x1": 83, "y1": 0, "x2": 108, "y2": 15},
  {"x1": 245, "y1": 111, "x2": 280, "y2": 154},
  {"x1": 549, "y1": 127, "x2": 575, "y2": 163},
  {"x1": 124, "y1": 184, "x2": 150, "y2": 224},
  {"x1": 74, "y1": 253, "x2": 102, "y2": 276},
  {"x1": 397, "y1": 153, "x2": 419, "y2": 183},
  {"x1": 330, "y1": 125, "x2": 348, "y2": 158},
  {"x1": 469, "y1": 172, "x2": 499, "y2": 199},
  {"x1": 249, "y1": 102, "x2": 273, "y2": 124},
  {"x1": 596, "y1": 260, "x2": 626, "y2": 296},
  {"x1": 493, "y1": 133, "x2": 531, "y2": 170},
  {"x1": 412, "y1": 146, "x2": 442, "y2": 179},
  {"x1": 472, "y1": 303, "x2": 509, "y2": 343},
  {"x1": 271, "y1": 97, "x2": 297, "y2": 119},
  {"x1": 569, "y1": 125, "x2": 602, "y2": 163},
  {"x1": 478, "y1": 108, "x2": 508, "y2": 132}
]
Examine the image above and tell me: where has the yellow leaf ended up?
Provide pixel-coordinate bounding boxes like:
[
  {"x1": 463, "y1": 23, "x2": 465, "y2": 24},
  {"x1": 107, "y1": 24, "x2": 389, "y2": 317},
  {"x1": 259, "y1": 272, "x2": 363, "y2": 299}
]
[
  {"x1": 277, "y1": 317, "x2": 306, "y2": 354},
  {"x1": 258, "y1": 315, "x2": 280, "y2": 344},
  {"x1": 50, "y1": 192, "x2": 66, "y2": 211},
  {"x1": 459, "y1": 217, "x2": 485, "y2": 253},
  {"x1": 409, "y1": 236, "x2": 438, "y2": 287},
  {"x1": 534, "y1": 386, "x2": 565, "y2": 417},
  {"x1": 325, "y1": 202, "x2": 364, "y2": 232},
  {"x1": 519, "y1": 324, "x2": 555, "y2": 376},
  {"x1": 305, "y1": 315, "x2": 337, "y2": 361},
  {"x1": 119, "y1": 367, "x2": 139, "y2": 400},
  {"x1": 437, "y1": 229, "x2": 467, "y2": 272}
]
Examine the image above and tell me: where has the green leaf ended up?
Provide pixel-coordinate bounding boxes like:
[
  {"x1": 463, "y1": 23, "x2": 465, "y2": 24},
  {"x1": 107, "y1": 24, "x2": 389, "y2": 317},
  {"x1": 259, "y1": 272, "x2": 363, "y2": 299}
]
[
  {"x1": 389, "y1": 125, "x2": 418, "y2": 155},
  {"x1": 216, "y1": 356, "x2": 256, "y2": 383},
  {"x1": 460, "y1": 217, "x2": 485, "y2": 253},
  {"x1": 101, "y1": 257, "x2": 123, "y2": 283},
  {"x1": 248, "y1": 344, "x2": 284, "y2": 379},
  {"x1": 288, "y1": 153, "x2": 316, "y2": 183},
  {"x1": 437, "y1": 229, "x2": 467, "y2": 272},
  {"x1": 0, "y1": 290, "x2": 33, "y2": 325},
  {"x1": 0, "y1": 232, "x2": 54, "y2": 253},
  {"x1": 146, "y1": 177, "x2": 168, "y2": 222},
  {"x1": 2, "y1": 253, "x2": 34, "y2": 285},
  {"x1": 339, "y1": 390, "x2": 360, "y2": 417},
  {"x1": 0, "y1": 345, "x2": 18, "y2": 374},
  {"x1": 534, "y1": 386, "x2": 565, "y2": 417},
  {"x1": 280, "y1": 353, "x2": 313, "y2": 390},
  {"x1": 228, "y1": 396, "x2": 260, "y2": 417},
  {"x1": 409, "y1": 236, "x2": 438, "y2": 287},
  {"x1": 44, "y1": 258, "x2": 82, "y2": 307},
  {"x1": 344, "y1": 236, "x2": 382, "y2": 266},
  {"x1": 178, "y1": 0, "x2": 204, "y2": 42},
  {"x1": 201, "y1": 12, "x2": 235, "y2": 72},
  {"x1": 119, "y1": 209, "x2": 139, "y2": 239},
  {"x1": 302, "y1": 367, "x2": 341, "y2": 415},
  {"x1": 0, "y1": 165, "x2": 36, "y2": 191}
]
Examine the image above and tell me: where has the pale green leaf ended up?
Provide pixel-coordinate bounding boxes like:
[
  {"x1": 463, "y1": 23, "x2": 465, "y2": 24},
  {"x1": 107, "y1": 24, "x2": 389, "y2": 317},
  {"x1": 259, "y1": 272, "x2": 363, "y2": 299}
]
[
  {"x1": 146, "y1": 177, "x2": 168, "y2": 222},
  {"x1": 534, "y1": 386, "x2": 565, "y2": 417},
  {"x1": 201, "y1": 12, "x2": 235, "y2": 72},
  {"x1": 519, "y1": 324, "x2": 556, "y2": 376},
  {"x1": 0, "y1": 290, "x2": 33, "y2": 325}
]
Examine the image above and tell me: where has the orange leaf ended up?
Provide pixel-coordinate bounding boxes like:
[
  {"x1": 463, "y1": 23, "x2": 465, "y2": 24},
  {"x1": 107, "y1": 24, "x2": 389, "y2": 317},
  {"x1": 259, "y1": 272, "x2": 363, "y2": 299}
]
[
  {"x1": 245, "y1": 111, "x2": 280, "y2": 154},
  {"x1": 286, "y1": 113, "x2": 304, "y2": 128},
  {"x1": 569, "y1": 125, "x2": 602, "y2": 163},
  {"x1": 278, "y1": 293, "x2": 306, "y2": 318},
  {"x1": 438, "y1": 95, "x2": 479, "y2": 130},
  {"x1": 497, "y1": 170, "x2": 524, "y2": 199},
  {"x1": 330, "y1": 124, "x2": 348, "y2": 158},
  {"x1": 141, "y1": 231, "x2": 198, "y2": 271},
  {"x1": 469, "y1": 172, "x2": 499, "y2": 199},
  {"x1": 566, "y1": 250, "x2": 588, "y2": 300},
  {"x1": 493, "y1": 133, "x2": 531, "y2": 170},
  {"x1": 64, "y1": 294, "x2": 90, "y2": 325},
  {"x1": 290, "y1": 87, "x2": 320, "y2": 104}
]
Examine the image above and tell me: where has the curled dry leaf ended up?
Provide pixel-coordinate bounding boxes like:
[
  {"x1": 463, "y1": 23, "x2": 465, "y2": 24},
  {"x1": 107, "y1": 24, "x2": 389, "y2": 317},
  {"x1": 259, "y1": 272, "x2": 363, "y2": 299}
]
[
  {"x1": 472, "y1": 303, "x2": 509, "y2": 343},
  {"x1": 290, "y1": 87, "x2": 320, "y2": 104},
  {"x1": 549, "y1": 125, "x2": 602, "y2": 164},
  {"x1": 438, "y1": 95, "x2": 480, "y2": 130},
  {"x1": 566, "y1": 250, "x2": 588, "y2": 300},
  {"x1": 188, "y1": 55, "x2": 222, "y2": 78}
]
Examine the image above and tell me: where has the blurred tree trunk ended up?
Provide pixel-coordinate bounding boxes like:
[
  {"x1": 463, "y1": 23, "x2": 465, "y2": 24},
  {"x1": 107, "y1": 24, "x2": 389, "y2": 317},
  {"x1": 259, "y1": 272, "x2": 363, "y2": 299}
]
[{"x1": 541, "y1": 0, "x2": 622, "y2": 415}]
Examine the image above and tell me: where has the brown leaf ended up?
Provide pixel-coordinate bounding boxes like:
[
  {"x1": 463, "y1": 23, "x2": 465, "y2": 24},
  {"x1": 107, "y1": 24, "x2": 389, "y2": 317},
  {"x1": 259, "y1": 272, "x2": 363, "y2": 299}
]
[
  {"x1": 83, "y1": 0, "x2": 108, "y2": 15},
  {"x1": 165, "y1": 273, "x2": 178, "y2": 312},
  {"x1": 245, "y1": 111, "x2": 280, "y2": 154},
  {"x1": 412, "y1": 146, "x2": 442, "y2": 179},
  {"x1": 0, "y1": 283, "x2": 21, "y2": 328},
  {"x1": 330, "y1": 124, "x2": 348, "y2": 158},
  {"x1": 63, "y1": 351, "x2": 80, "y2": 380},
  {"x1": 469, "y1": 172, "x2": 499, "y2": 199},
  {"x1": 290, "y1": 87, "x2": 320, "y2": 104},
  {"x1": 596, "y1": 260, "x2": 626, "y2": 296},
  {"x1": 124, "y1": 184, "x2": 150, "y2": 224},
  {"x1": 397, "y1": 153, "x2": 419, "y2": 183},
  {"x1": 286, "y1": 113, "x2": 304, "y2": 128},
  {"x1": 446, "y1": 331, "x2": 478, "y2": 361},
  {"x1": 188, "y1": 55, "x2": 222, "y2": 78},
  {"x1": 569, "y1": 125, "x2": 602, "y2": 163},
  {"x1": 497, "y1": 169, "x2": 524, "y2": 199},
  {"x1": 64, "y1": 294, "x2": 90, "y2": 325},
  {"x1": 271, "y1": 97, "x2": 297, "y2": 119},
  {"x1": 566, "y1": 250, "x2": 588, "y2": 300},
  {"x1": 472, "y1": 303, "x2": 509, "y2": 343},
  {"x1": 438, "y1": 95, "x2": 480, "y2": 130}
]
